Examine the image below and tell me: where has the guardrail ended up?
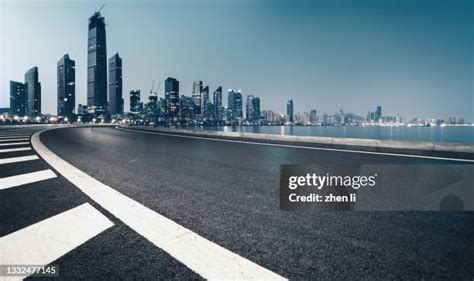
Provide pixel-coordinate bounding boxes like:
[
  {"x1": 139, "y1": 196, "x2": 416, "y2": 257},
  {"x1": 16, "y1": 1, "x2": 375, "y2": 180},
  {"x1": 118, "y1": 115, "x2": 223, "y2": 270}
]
[{"x1": 119, "y1": 126, "x2": 474, "y2": 160}]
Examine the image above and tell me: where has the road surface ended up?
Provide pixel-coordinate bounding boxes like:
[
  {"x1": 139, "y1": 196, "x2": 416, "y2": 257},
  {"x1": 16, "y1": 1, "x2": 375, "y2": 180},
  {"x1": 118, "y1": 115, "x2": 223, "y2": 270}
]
[{"x1": 1, "y1": 126, "x2": 473, "y2": 280}]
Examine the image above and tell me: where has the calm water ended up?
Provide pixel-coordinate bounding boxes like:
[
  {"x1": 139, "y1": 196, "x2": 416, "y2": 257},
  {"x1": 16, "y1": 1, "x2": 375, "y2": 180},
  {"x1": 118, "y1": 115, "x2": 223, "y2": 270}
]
[{"x1": 194, "y1": 126, "x2": 474, "y2": 144}]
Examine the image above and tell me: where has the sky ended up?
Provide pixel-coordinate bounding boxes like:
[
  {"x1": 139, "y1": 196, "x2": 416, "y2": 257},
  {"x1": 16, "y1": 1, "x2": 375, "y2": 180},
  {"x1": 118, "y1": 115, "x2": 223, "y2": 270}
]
[{"x1": 1, "y1": 0, "x2": 472, "y2": 121}]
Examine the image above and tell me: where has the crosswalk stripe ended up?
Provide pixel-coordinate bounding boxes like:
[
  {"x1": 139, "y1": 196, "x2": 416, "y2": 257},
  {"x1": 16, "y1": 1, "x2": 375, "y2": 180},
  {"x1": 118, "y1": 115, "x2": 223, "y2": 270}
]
[
  {"x1": 0, "y1": 142, "x2": 29, "y2": 147},
  {"x1": 0, "y1": 138, "x2": 29, "y2": 142},
  {"x1": 0, "y1": 203, "x2": 114, "y2": 279},
  {"x1": 0, "y1": 155, "x2": 39, "y2": 165},
  {"x1": 0, "y1": 169, "x2": 57, "y2": 190},
  {"x1": 0, "y1": 147, "x2": 31, "y2": 153},
  {"x1": 32, "y1": 131, "x2": 287, "y2": 280},
  {"x1": 0, "y1": 135, "x2": 31, "y2": 139}
]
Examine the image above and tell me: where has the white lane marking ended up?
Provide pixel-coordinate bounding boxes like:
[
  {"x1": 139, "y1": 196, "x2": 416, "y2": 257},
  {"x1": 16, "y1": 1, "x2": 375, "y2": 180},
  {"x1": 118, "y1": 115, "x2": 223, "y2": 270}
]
[
  {"x1": 32, "y1": 131, "x2": 286, "y2": 280},
  {"x1": 0, "y1": 135, "x2": 31, "y2": 139},
  {"x1": 0, "y1": 155, "x2": 39, "y2": 165},
  {"x1": 0, "y1": 203, "x2": 114, "y2": 279},
  {"x1": 0, "y1": 142, "x2": 29, "y2": 147},
  {"x1": 0, "y1": 169, "x2": 57, "y2": 190},
  {"x1": 117, "y1": 127, "x2": 474, "y2": 163},
  {"x1": 0, "y1": 138, "x2": 29, "y2": 142},
  {"x1": 0, "y1": 147, "x2": 31, "y2": 153}
]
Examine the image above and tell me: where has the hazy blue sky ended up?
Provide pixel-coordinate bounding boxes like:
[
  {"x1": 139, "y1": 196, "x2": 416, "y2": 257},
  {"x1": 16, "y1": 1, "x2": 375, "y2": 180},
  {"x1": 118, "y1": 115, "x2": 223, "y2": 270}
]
[{"x1": 1, "y1": 0, "x2": 472, "y2": 120}]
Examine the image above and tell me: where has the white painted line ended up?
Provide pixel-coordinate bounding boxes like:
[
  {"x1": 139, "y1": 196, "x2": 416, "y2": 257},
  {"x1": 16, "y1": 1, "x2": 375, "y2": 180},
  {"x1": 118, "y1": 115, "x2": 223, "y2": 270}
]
[
  {"x1": 32, "y1": 130, "x2": 286, "y2": 280},
  {"x1": 0, "y1": 155, "x2": 39, "y2": 165},
  {"x1": 117, "y1": 127, "x2": 474, "y2": 163},
  {"x1": 0, "y1": 135, "x2": 31, "y2": 139},
  {"x1": 0, "y1": 203, "x2": 114, "y2": 279},
  {"x1": 0, "y1": 147, "x2": 31, "y2": 153},
  {"x1": 0, "y1": 138, "x2": 29, "y2": 142},
  {"x1": 0, "y1": 169, "x2": 57, "y2": 190},
  {"x1": 0, "y1": 142, "x2": 29, "y2": 147}
]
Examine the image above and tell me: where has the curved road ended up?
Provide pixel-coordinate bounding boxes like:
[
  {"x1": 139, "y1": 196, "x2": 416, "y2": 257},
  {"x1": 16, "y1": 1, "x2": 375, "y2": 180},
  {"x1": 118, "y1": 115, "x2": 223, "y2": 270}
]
[{"x1": 38, "y1": 126, "x2": 474, "y2": 280}]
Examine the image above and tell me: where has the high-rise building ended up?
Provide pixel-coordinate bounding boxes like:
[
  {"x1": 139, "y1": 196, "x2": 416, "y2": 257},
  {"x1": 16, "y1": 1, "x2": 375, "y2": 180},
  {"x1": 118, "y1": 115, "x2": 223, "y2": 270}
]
[
  {"x1": 165, "y1": 77, "x2": 180, "y2": 118},
  {"x1": 192, "y1": 81, "x2": 203, "y2": 115},
  {"x1": 287, "y1": 99, "x2": 294, "y2": 123},
  {"x1": 24, "y1": 67, "x2": 41, "y2": 116},
  {"x1": 252, "y1": 97, "x2": 260, "y2": 122},
  {"x1": 213, "y1": 87, "x2": 222, "y2": 121},
  {"x1": 108, "y1": 53, "x2": 123, "y2": 115},
  {"x1": 246, "y1": 95, "x2": 254, "y2": 121},
  {"x1": 227, "y1": 89, "x2": 242, "y2": 120},
  {"x1": 180, "y1": 95, "x2": 196, "y2": 121},
  {"x1": 375, "y1": 106, "x2": 382, "y2": 121},
  {"x1": 87, "y1": 11, "x2": 107, "y2": 114},
  {"x1": 10, "y1": 81, "x2": 26, "y2": 117},
  {"x1": 201, "y1": 86, "x2": 209, "y2": 118},
  {"x1": 310, "y1": 109, "x2": 317, "y2": 124},
  {"x1": 57, "y1": 54, "x2": 76, "y2": 118},
  {"x1": 130, "y1": 90, "x2": 141, "y2": 115}
]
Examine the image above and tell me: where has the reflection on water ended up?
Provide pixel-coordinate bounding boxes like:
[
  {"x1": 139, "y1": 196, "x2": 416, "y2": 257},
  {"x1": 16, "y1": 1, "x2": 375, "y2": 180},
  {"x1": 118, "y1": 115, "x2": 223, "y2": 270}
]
[{"x1": 195, "y1": 126, "x2": 473, "y2": 144}]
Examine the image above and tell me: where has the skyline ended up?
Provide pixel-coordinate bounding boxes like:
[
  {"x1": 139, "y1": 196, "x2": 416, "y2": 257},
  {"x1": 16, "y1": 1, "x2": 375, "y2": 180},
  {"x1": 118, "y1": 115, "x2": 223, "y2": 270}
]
[{"x1": 1, "y1": 0, "x2": 472, "y2": 121}]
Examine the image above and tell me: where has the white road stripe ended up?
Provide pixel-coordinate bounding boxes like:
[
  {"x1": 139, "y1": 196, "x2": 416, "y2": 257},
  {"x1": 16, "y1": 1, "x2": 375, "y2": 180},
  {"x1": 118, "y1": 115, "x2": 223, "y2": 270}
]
[
  {"x1": 0, "y1": 169, "x2": 57, "y2": 190},
  {"x1": 0, "y1": 135, "x2": 31, "y2": 139},
  {"x1": 0, "y1": 147, "x2": 31, "y2": 153},
  {"x1": 0, "y1": 155, "x2": 39, "y2": 165},
  {"x1": 0, "y1": 138, "x2": 29, "y2": 142},
  {"x1": 32, "y1": 130, "x2": 286, "y2": 280},
  {"x1": 0, "y1": 142, "x2": 29, "y2": 147},
  {"x1": 117, "y1": 127, "x2": 474, "y2": 163},
  {"x1": 0, "y1": 203, "x2": 114, "y2": 279}
]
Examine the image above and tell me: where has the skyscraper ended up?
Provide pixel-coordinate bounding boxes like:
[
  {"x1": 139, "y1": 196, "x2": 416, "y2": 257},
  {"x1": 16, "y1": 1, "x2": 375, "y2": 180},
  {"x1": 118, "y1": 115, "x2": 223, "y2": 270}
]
[
  {"x1": 246, "y1": 95, "x2": 254, "y2": 121},
  {"x1": 192, "y1": 81, "x2": 203, "y2": 115},
  {"x1": 287, "y1": 99, "x2": 294, "y2": 123},
  {"x1": 253, "y1": 97, "x2": 260, "y2": 122},
  {"x1": 57, "y1": 54, "x2": 76, "y2": 118},
  {"x1": 108, "y1": 53, "x2": 123, "y2": 115},
  {"x1": 213, "y1": 87, "x2": 222, "y2": 121},
  {"x1": 201, "y1": 86, "x2": 209, "y2": 118},
  {"x1": 87, "y1": 11, "x2": 107, "y2": 114},
  {"x1": 228, "y1": 89, "x2": 242, "y2": 120},
  {"x1": 24, "y1": 67, "x2": 41, "y2": 116},
  {"x1": 130, "y1": 90, "x2": 141, "y2": 115},
  {"x1": 10, "y1": 81, "x2": 26, "y2": 117},
  {"x1": 375, "y1": 106, "x2": 382, "y2": 121},
  {"x1": 165, "y1": 77, "x2": 180, "y2": 118}
]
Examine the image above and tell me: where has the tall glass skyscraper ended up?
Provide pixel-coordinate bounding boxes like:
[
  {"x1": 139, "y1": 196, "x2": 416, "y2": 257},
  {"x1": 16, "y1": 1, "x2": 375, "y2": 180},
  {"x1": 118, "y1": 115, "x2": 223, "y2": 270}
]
[
  {"x1": 227, "y1": 89, "x2": 242, "y2": 120},
  {"x1": 192, "y1": 80, "x2": 203, "y2": 115},
  {"x1": 287, "y1": 99, "x2": 294, "y2": 123},
  {"x1": 10, "y1": 81, "x2": 26, "y2": 117},
  {"x1": 165, "y1": 77, "x2": 180, "y2": 118},
  {"x1": 87, "y1": 11, "x2": 107, "y2": 114},
  {"x1": 57, "y1": 54, "x2": 75, "y2": 118},
  {"x1": 24, "y1": 67, "x2": 41, "y2": 116},
  {"x1": 213, "y1": 86, "x2": 222, "y2": 121},
  {"x1": 108, "y1": 53, "x2": 123, "y2": 115}
]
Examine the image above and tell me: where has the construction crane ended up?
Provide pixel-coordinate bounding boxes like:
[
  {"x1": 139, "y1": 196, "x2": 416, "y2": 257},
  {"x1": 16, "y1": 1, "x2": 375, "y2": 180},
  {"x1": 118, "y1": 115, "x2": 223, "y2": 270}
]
[
  {"x1": 154, "y1": 81, "x2": 162, "y2": 96},
  {"x1": 97, "y1": 3, "x2": 105, "y2": 13},
  {"x1": 150, "y1": 80, "x2": 155, "y2": 96}
]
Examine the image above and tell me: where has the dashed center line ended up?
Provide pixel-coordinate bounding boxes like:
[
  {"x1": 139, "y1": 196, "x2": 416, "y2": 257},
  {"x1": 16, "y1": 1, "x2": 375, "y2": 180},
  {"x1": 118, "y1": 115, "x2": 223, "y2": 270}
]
[{"x1": 0, "y1": 169, "x2": 57, "y2": 190}]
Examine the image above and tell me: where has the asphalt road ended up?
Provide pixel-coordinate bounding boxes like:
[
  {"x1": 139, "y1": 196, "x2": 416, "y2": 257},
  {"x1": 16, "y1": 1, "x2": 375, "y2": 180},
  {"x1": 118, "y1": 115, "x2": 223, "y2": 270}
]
[{"x1": 31, "y1": 126, "x2": 474, "y2": 280}]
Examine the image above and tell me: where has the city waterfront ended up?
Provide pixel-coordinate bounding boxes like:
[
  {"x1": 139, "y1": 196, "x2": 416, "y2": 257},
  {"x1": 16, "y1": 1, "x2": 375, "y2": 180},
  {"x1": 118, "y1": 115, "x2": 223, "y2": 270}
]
[{"x1": 195, "y1": 125, "x2": 474, "y2": 144}]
